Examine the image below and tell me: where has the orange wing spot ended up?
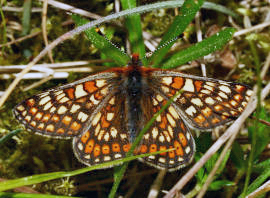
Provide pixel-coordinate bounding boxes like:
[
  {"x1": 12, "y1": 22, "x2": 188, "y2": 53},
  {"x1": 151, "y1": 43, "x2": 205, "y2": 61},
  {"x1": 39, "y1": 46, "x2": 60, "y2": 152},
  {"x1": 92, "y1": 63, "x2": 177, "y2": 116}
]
[
  {"x1": 235, "y1": 85, "x2": 246, "y2": 93},
  {"x1": 159, "y1": 146, "x2": 167, "y2": 156},
  {"x1": 81, "y1": 131, "x2": 90, "y2": 144},
  {"x1": 174, "y1": 141, "x2": 184, "y2": 156},
  {"x1": 171, "y1": 77, "x2": 184, "y2": 89},
  {"x1": 106, "y1": 104, "x2": 112, "y2": 111},
  {"x1": 75, "y1": 97, "x2": 87, "y2": 103},
  {"x1": 194, "y1": 114, "x2": 206, "y2": 124},
  {"x1": 102, "y1": 144, "x2": 110, "y2": 154},
  {"x1": 178, "y1": 133, "x2": 187, "y2": 147},
  {"x1": 65, "y1": 88, "x2": 75, "y2": 99},
  {"x1": 85, "y1": 139, "x2": 94, "y2": 153},
  {"x1": 194, "y1": 81, "x2": 203, "y2": 92},
  {"x1": 51, "y1": 115, "x2": 60, "y2": 122},
  {"x1": 168, "y1": 89, "x2": 176, "y2": 97},
  {"x1": 139, "y1": 145, "x2": 148, "y2": 153},
  {"x1": 41, "y1": 114, "x2": 51, "y2": 122},
  {"x1": 71, "y1": 121, "x2": 81, "y2": 131},
  {"x1": 93, "y1": 144, "x2": 101, "y2": 157},
  {"x1": 29, "y1": 107, "x2": 38, "y2": 115},
  {"x1": 180, "y1": 122, "x2": 185, "y2": 131},
  {"x1": 94, "y1": 92, "x2": 103, "y2": 100},
  {"x1": 149, "y1": 144, "x2": 157, "y2": 153},
  {"x1": 159, "y1": 116, "x2": 168, "y2": 129},
  {"x1": 234, "y1": 94, "x2": 243, "y2": 102},
  {"x1": 112, "y1": 143, "x2": 121, "y2": 152},
  {"x1": 84, "y1": 81, "x2": 98, "y2": 93},
  {"x1": 214, "y1": 105, "x2": 223, "y2": 111},
  {"x1": 35, "y1": 112, "x2": 44, "y2": 121},
  {"x1": 201, "y1": 107, "x2": 212, "y2": 117},
  {"x1": 222, "y1": 102, "x2": 231, "y2": 108},
  {"x1": 26, "y1": 98, "x2": 35, "y2": 107},
  {"x1": 123, "y1": 144, "x2": 131, "y2": 152},
  {"x1": 212, "y1": 117, "x2": 220, "y2": 124},
  {"x1": 62, "y1": 115, "x2": 72, "y2": 125},
  {"x1": 57, "y1": 128, "x2": 65, "y2": 134},
  {"x1": 101, "y1": 115, "x2": 110, "y2": 128},
  {"x1": 169, "y1": 146, "x2": 175, "y2": 158},
  {"x1": 46, "y1": 124, "x2": 55, "y2": 132}
]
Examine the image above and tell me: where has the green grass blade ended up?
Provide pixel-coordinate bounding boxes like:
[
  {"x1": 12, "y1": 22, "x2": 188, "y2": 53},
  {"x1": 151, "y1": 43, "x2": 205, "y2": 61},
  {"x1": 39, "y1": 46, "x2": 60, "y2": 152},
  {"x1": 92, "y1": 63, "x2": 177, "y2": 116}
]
[
  {"x1": 0, "y1": 150, "x2": 171, "y2": 192},
  {"x1": 148, "y1": 0, "x2": 204, "y2": 67},
  {"x1": 162, "y1": 28, "x2": 236, "y2": 69},
  {"x1": 0, "y1": 192, "x2": 76, "y2": 198},
  {"x1": 121, "y1": 0, "x2": 146, "y2": 64},
  {"x1": 72, "y1": 15, "x2": 130, "y2": 66},
  {"x1": 0, "y1": 129, "x2": 22, "y2": 146},
  {"x1": 21, "y1": 0, "x2": 32, "y2": 36}
]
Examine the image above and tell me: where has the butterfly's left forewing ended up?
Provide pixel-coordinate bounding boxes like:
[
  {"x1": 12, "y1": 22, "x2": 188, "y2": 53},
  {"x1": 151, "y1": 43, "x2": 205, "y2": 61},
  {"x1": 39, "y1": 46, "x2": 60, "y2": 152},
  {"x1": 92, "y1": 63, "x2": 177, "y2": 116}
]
[{"x1": 13, "y1": 72, "x2": 120, "y2": 138}]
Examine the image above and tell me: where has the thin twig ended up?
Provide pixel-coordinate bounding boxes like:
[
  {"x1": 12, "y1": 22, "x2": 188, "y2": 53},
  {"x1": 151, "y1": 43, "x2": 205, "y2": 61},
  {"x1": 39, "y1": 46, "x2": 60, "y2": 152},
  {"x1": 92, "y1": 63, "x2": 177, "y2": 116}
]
[
  {"x1": 196, "y1": 127, "x2": 238, "y2": 198},
  {"x1": 233, "y1": 21, "x2": 270, "y2": 37},
  {"x1": 0, "y1": 31, "x2": 41, "y2": 48},
  {"x1": 42, "y1": 0, "x2": 54, "y2": 63},
  {"x1": 246, "y1": 180, "x2": 270, "y2": 198},
  {"x1": 164, "y1": 82, "x2": 270, "y2": 198},
  {"x1": 148, "y1": 170, "x2": 167, "y2": 198},
  {"x1": 195, "y1": 12, "x2": 206, "y2": 77},
  {"x1": 39, "y1": 0, "x2": 101, "y2": 20}
]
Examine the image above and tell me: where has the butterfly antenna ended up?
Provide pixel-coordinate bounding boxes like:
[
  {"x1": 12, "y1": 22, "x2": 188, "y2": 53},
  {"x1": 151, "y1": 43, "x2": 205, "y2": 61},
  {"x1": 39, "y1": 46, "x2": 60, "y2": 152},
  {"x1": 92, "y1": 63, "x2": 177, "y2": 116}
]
[
  {"x1": 95, "y1": 27, "x2": 128, "y2": 56},
  {"x1": 141, "y1": 34, "x2": 183, "y2": 64}
]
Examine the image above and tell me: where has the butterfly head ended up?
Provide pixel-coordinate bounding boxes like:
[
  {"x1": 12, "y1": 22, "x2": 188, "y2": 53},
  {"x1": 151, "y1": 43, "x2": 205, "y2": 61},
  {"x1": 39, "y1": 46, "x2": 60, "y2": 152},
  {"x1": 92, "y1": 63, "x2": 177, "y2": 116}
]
[{"x1": 129, "y1": 53, "x2": 142, "y2": 67}]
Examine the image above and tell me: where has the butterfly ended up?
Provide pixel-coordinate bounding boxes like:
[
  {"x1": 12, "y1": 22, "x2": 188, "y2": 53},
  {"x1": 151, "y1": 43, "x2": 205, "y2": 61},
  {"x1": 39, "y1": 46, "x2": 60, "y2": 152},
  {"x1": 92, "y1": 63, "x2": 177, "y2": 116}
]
[{"x1": 13, "y1": 53, "x2": 253, "y2": 171}]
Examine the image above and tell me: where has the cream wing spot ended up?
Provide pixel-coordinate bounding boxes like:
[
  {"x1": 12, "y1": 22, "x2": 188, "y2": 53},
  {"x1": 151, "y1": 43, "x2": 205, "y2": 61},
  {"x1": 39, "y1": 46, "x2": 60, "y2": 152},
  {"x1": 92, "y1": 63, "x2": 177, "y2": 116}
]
[
  {"x1": 100, "y1": 87, "x2": 109, "y2": 95},
  {"x1": 96, "y1": 79, "x2": 106, "y2": 87},
  {"x1": 17, "y1": 105, "x2": 25, "y2": 111},
  {"x1": 162, "y1": 76, "x2": 173, "y2": 85},
  {"x1": 59, "y1": 97, "x2": 69, "y2": 103},
  {"x1": 156, "y1": 94, "x2": 163, "y2": 102},
  {"x1": 166, "y1": 114, "x2": 176, "y2": 127},
  {"x1": 109, "y1": 97, "x2": 115, "y2": 105},
  {"x1": 182, "y1": 79, "x2": 195, "y2": 92},
  {"x1": 92, "y1": 112, "x2": 101, "y2": 126},
  {"x1": 75, "y1": 84, "x2": 88, "y2": 98},
  {"x1": 57, "y1": 106, "x2": 68, "y2": 114},
  {"x1": 205, "y1": 97, "x2": 215, "y2": 105},
  {"x1": 43, "y1": 101, "x2": 53, "y2": 110},
  {"x1": 56, "y1": 93, "x2": 65, "y2": 101},
  {"x1": 219, "y1": 85, "x2": 231, "y2": 93},
  {"x1": 152, "y1": 127, "x2": 159, "y2": 139},
  {"x1": 78, "y1": 112, "x2": 88, "y2": 122},
  {"x1": 218, "y1": 92, "x2": 228, "y2": 99},
  {"x1": 168, "y1": 106, "x2": 179, "y2": 119},
  {"x1": 95, "y1": 123, "x2": 101, "y2": 136},
  {"x1": 110, "y1": 127, "x2": 118, "y2": 138},
  {"x1": 206, "y1": 82, "x2": 216, "y2": 86},
  {"x1": 78, "y1": 142, "x2": 83, "y2": 151},
  {"x1": 185, "y1": 106, "x2": 197, "y2": 116},
  {"x1": 107, "y1": 113, "x2": 114, "y2": 121},
  {"x1": 104, "y1": 132, "x2": 110, "y2": 141},
  {"x1": 49, "y1": 106, "x2": 56, "y2": 113},
  {"x1": 191, "y1": 98, "x2": 203, "y2": 107},
  {"x1": 39, "y1": 96, "x2": 51, "y2": 105},
  {"x1": 201, "y1": 89, "x2": 211, "y2": 94},
  {"x1": 90, "y1": 95, "x2": 100, "y2": 105},
  {"x1": 70, "y1": 104, "x2": 81, "y2": 113}
]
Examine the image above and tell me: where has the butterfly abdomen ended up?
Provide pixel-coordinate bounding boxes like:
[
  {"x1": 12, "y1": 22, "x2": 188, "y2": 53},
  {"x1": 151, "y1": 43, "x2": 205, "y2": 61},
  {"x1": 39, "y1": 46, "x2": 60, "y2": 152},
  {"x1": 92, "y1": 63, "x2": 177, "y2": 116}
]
[{"x1": 125, "y1": 66, "x2": 144, "y2": 143}]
